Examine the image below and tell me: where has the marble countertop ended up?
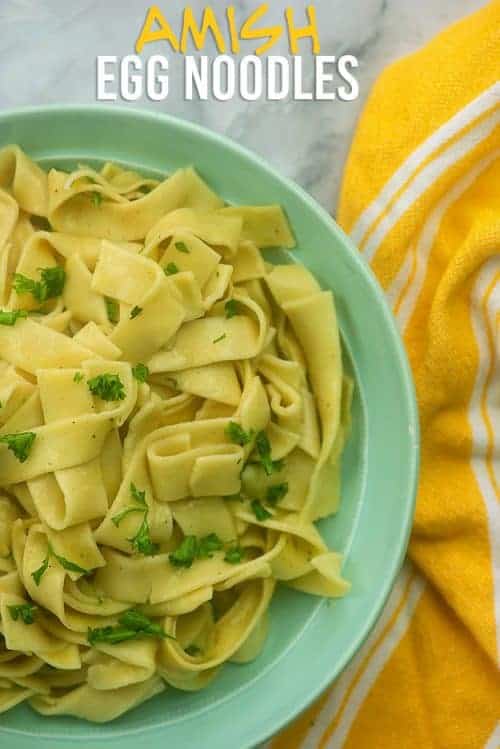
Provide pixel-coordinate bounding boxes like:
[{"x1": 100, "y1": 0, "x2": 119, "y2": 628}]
[{"x1": 0, "y1": 0, "x2": 484, "y2": 214}]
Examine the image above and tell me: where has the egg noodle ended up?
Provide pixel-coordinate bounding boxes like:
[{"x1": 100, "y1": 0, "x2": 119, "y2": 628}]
[{"x1": 0, "y1": 146, "x2": 351, "y2": 722}]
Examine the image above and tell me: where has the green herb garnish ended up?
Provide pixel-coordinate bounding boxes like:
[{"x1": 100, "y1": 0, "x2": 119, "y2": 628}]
[
  {"x1": 224, "y1": 299, "x2": 240, "y2": 319},
  {"x1": 169, "y1": 533, "x2": 236, "y2": 569},
  {"x1": 105, "y1": 297, "x2": 119, "y2": 324},
  {"x1": 87, "y1": 609, "x2": 174, "y2": 646},
  {"x1": 31, "y1": 543, "x2": 88, "y2": 585},
  {"x1": 129, "y1": 305, "x2": 142, "y2": 319},
  {"x1": 31, "y1": 554, "x2": 50, "y2": 586},
  {"x1": 168, "y1": 535, "x2": 198, "y2": 568},
  {"x1": 112, "y1": 484, "x2": 157, "y2": 555},
  {"x1": 50, "y1": 546, "x2": 88, "y2": 575},
  {"x1": 90, "y1": 191, "x2": 103, "y2": 207},
  {"x1": 251, "y1": 499, "x2": 271, "y2": 521},
  {"x1": 266, "y1": 482, "x2": 288, "y2": 505},
  {"x1": 128, "y1": 514, "x2": 159, "y2": 556},
  {"x1": 255, "y1": 431, "x2": 281, "y2": 476},
  {"x1": 213, "y1": 334, "x2": 226, "y2": 344},
  {"x1": 174, "y1": 241, "x2": 189, "y2": 253},
  {"x1": 73, "y1": 372, "x2": 84, "y2": 383},
  {"x1": 132, "y1": 363, "x2": 149, "y2": 383},
  {"x1": 13, "y1": 266, "x2": 66, "y2": 303},
  {"x1": 8, "y1": 603, "x2": 37, "y2": 624},
  {"x1": 164, "y1": 262, "x2": 179, "y2": 275},
  {"x1": 111, "y1": 506, "x2": 144, "y2": 527},
  {"x1": 130, "y1": 483, "x2": 147, "y2": 505},
  {"x1": 197, "y1": 533, "x2": 224, "y2": 559},
  {"x1": 87, "y1": 373, "x2": 125, "y2": 401},
  {"x1": 185, "y1": 644, "x2": 202, "y2": 656},
  {"x1": 0, "y1": 309, "x2": 28, "y2": 326},
  {"x1": 225, "y1": 421, "x2": 253, "y2": 447},
  {"x1": 0, "y1": 432, "x2": 36, "y2": 463},
  {"x1": 224, "y1": 545, "x2": 245, "y2": 564}
]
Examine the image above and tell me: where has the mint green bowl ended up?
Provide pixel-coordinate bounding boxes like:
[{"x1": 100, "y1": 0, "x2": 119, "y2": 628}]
[{"x1": 0, "y1": 106, "x2": 418, "y2": 749}]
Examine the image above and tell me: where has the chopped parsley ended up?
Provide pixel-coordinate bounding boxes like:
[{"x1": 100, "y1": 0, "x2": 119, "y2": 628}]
[
  {"x1": 0, "y1": 309, "x2": 28, "y2": 326},
  {"x1": 112, "y1": 484, "x2": 158, "y2": 556},
  {"x1": 13, "y1": 266, "x2": 66, "y2": 303},
  {"x1": 128, "y1": 514, "x2": 159, "y2": 556},
  {"x1": 174, "y1": 241, "x2": 189, "y2": 253},
  {"x1": 31, "y1": 554, "x2": 50, "y2": 586},
  {"x1": 105, "y1": 297, "x2": 119, "y2": 324},
  {"x1": 164, "y1": 262, "x2": 179, "y2": 275},
  {"x1": 197, "y1": 533, "x2": 224, "y2": 559},
  {"x1": 168, "y1": 535, "x2": 198, "y2": 568},
  {"x1": 224, "y1": 299, "x2": 240, "y2": 319},
  {"x1": 50, "y1": 547, "x2": 89, "y2": 575},
  {"x1": 255, "y1": 431, "x2": 283, "y2": 476},
  {"x1": 213, "y1": 333, "x2": 226, "y2": 344},
  {"x1": 225, "y1": 421, "x2": 254, "y2": 447},
  {"x1": 8, "y1": 603, "x2": 37, "y2": 624},
  {"x1": 0, "y1": 432, "x2": 36, "y2": 463},
  {"x1": 168, "y1": 533, "x2": 224, "y2": 569},
  {"x1": 73, "y1": 371, "x2": 84, "y2": 383},
  {"x1": 251, "y1": 499, "x2": 271, "y2": 522},
  {"x1": 31, "y1": 543, "x2": 88, "y2": 585},
  {"x1": 130, "y1": 482, "x2": 147, "y2": 505},
  {"x1": 87, "y1": 609, "x2": 174, "y2": 646},
  {"x1": 224, "y1": 545, "x2": 245, "y2": 564},
  {"x1": 129, "y1": 305, "x2": 142, "y2": 319},
  {"x1": 139, "y1": 184, "x2": 152, "y2": 194},
  {"x1": 87, "y1": 373, "x2": 125, "y2": 401},
  {"x1": 169, "y1": 533, "x2": 245, "y2": 569},
  {"x1": 111, "y1": 506, "x2": 144, "y2": 527},
  {"x1": 266, "y1": 482, "x2": 288, "y2": 505},
  {"x1": 90, "y1": 191, "x2": 103, "y2": 207},
  {"x1": 185, "y1": 644, "x2": 202, "y2": 656},
  {"x1": 132, "y1": 363, "x2": 149, "y2": 383}
]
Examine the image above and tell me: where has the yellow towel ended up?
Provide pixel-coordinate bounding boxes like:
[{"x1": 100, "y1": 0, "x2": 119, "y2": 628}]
[{"x1": 269, "y1": 3, "x2": 500, "y2": 747}]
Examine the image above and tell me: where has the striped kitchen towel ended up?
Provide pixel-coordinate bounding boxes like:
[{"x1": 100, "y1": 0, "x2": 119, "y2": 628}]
[{"x1": 268, "y1": 2, "x2": 500, "y2": 747}]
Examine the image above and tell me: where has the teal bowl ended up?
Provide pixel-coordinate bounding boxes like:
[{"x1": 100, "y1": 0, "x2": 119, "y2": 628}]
[{"x1": 0, "y1": 106, "x2": 419, "y2": 749}]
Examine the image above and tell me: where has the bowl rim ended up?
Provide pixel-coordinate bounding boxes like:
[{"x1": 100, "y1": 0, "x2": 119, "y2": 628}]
[{"x1": 0, "y1": 104, "x2": 419, "y2": 747}]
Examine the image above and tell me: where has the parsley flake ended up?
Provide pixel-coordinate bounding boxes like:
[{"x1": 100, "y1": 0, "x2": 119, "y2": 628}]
[
  {"x1": 224, "y1": 299, "x2": 240, "y2": 318},
  {"x1": 87, "y1": 609, "x2": 174, "y2": 646},
  {"x1": 105, "y1": 297, "x2": 119, "y2": 324},
  {"x1": 73, "y1": 372, "x2": 84, "y2": 383},
  {"x1": 185, "y1": 644, "x2": 202, "y2": 656},
  {"x1": 132, "y1": 363, "x2": 149, "y2": 383},
  {"x1": 90, "y1": 191, "x2": 103, "y2": 207},
  {"x1": 169, "y1": 535, "x2": 198, "y2": 568},
  {"x1": 31, "y1": 554, "x2": 50, "y2": 586},
  {"x1": 128, "y1": 514, "x2": 158, "y2": 557},
  {"x1": 164, "y1": 262, "x2": 179, "y2": 275},
  {"x1": 87, "y1": 373, "x2": 125, "y2": 401},
  {"x1": 8, "y1": 603, "x2": 37, "y2": 624},
  {"x1": 174, "y1": 241, "x2": 189, "y2": 253},
  {"x1": 13, "y1": 267, "x2": 66, "y2": 303},
  {"x1": 213, "y1": 333, "x2": 226, "y2": 344},
  {"x1": 0, "y1": 309, "x2": 28, "y2": 326},
  {"x1": 251, "y1": 499, "x2": 271, "y2": 522},
  {"x1": 224, "y1": 545, "x2": 245, "y2": 564},
  {"x1": 0, "y1": 432, "x2": 36, "y2": 463},
  {"x1": 266, "y1": 482, "x2": 288, "y2": 505},
  {"x1": 225, "y1": 421, "x2": 254, "y2": 447},
  {"x1": 129, "y1": 305, "x2": 142, "y2": 319},
  {"x1": 255, "y1": 431, "x2": 283, "y2": 476}
]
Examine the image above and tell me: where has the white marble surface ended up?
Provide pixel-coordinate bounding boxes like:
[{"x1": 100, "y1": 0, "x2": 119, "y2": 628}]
[{"x1": 0, "y1": 0, "x2": 485, "y2": 213}]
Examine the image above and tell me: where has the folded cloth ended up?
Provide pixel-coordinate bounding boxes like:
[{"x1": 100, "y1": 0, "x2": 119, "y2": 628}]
[{"x1": 268, "y1": 2, "x2": 500, "y2": 747}]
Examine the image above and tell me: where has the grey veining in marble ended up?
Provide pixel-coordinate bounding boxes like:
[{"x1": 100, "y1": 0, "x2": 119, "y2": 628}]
[{"x1": 0, "y1": 0, "x2": 485, "y2": 213}]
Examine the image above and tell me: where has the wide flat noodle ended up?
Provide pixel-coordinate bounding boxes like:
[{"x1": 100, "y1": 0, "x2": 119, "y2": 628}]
[{"x1": 0, "y1": 145, "x2": 350, "y2": 724}]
